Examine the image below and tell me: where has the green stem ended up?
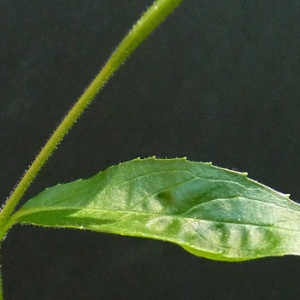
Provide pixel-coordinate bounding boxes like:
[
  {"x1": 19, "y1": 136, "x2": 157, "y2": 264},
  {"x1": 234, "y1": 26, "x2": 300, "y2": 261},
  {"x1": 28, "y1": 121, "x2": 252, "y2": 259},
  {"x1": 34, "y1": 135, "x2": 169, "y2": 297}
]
[
  {"x1": 0, "y1": 1, "x2": 184, "y2": 296},
  {"x1": 0, "y1": 0, "x2": 183, "y2": 252}
]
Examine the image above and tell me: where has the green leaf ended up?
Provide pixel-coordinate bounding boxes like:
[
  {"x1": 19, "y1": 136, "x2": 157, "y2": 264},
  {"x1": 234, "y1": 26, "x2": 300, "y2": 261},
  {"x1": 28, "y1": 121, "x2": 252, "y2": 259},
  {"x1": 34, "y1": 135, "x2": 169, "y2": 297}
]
[{"x1": 11, "y1": 157, "x2": 300, "y2": 261}]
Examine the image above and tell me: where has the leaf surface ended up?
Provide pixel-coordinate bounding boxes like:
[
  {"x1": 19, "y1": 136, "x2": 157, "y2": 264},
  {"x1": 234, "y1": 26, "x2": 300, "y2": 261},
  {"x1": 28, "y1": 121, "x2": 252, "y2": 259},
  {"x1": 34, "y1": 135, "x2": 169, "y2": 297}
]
[{"x1": 12, "y1": 157, "x2": 300, "y2": 261}]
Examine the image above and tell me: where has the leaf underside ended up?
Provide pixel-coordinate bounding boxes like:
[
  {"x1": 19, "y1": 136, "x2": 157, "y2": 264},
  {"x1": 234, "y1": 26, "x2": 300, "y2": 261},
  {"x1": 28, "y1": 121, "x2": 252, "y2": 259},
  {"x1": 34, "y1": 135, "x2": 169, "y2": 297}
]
[{"x1": 12, "y1": 157, "x2": 300, "y2": 261}]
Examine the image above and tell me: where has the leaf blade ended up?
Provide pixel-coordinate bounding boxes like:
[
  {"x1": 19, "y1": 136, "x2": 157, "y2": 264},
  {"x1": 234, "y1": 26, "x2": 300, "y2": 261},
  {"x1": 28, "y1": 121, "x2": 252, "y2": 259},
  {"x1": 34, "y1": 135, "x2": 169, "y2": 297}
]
[{"x1": 12, "y1": 157, "x2": 300, "y2": 261}]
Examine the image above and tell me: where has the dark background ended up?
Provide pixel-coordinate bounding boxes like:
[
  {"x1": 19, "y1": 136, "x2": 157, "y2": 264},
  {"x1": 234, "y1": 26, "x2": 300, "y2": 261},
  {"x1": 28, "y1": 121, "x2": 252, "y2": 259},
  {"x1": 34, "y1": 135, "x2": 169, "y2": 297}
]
[{"x1": 1, "y1": 0, "x2": 300, "y2": 299}]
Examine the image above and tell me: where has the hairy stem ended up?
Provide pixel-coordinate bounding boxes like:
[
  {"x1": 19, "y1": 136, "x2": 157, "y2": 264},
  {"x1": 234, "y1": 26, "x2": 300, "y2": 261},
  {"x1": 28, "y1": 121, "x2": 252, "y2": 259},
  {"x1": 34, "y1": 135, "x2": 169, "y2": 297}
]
[
  {"x1": 0, "y1": 1, "x2": 184, "y2": 296},
  {"x1": 0, "y1": 0, "x2": 183, "y2": 240}
]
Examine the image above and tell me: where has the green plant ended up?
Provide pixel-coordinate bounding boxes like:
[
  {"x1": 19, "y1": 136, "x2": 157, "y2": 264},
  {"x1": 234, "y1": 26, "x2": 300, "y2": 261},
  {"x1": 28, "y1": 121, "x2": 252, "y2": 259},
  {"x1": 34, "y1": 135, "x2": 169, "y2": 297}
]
[{"x1": 1, "y1": 0, "x2": 300, "y2": 298}]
